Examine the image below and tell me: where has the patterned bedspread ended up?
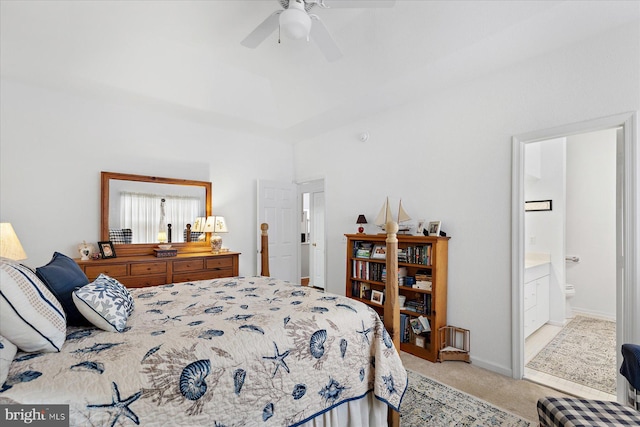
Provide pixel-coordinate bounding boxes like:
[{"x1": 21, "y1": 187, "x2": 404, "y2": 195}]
[{"x1": 1, "y1": 276, "x2": 407, "y2": 426}]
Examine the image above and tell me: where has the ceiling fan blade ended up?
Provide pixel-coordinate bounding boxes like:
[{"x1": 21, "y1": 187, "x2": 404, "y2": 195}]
[
  {"x1": 309, "y1": 15, "x2": 343, "y2": 62},
  {"x1": 241, "y1": 10, "x2": 282, "y2": 48},
  {"x1": 312, "y1": 0, "x2": 396, "y2": 8}
]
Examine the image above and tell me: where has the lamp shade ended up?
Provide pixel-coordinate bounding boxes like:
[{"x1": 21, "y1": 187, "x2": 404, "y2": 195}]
[
  {"x1": 213, "y1": 216, "x2": 228, "y2": 233},
  {"x1": 204, "y1": 216, "x2": 228, "y2": 233},
  {"x1": 192, "y1": 217, "x2": 206, "y2": 232},
  {"x1": 0, "y1": 223, "x2": 27, "y2": 260},
  {"x1": 356, "y1": 215, "x2": 368, "y2": 224}
]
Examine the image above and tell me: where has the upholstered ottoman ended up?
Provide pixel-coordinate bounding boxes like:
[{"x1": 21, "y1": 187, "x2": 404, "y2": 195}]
[{"x1": 537, "y1": 397, "x2": 640, "y2": 427}]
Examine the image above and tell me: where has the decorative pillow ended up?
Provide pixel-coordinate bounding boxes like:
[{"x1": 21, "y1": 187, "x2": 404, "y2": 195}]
[
  {"x1": 0, "y1": 335, "x2": 18, "y2": 385},
  {"x1": 36, "y1": 252, "x2": 90, "y2": 326},
  {"x1": 72, "y1": 276, "x2": 132, "y2": 333},
  {"x1": 93, "y1": 274, "x2": 135, "y2": 316},
  {"x1": 0, "y1": 258, "x2": 66, "y2": 352}
]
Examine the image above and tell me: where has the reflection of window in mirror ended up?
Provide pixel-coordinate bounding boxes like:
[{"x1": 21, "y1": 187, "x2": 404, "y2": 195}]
[{"x1": 108, "y1": 180, "x2": 206, "y2": 244}]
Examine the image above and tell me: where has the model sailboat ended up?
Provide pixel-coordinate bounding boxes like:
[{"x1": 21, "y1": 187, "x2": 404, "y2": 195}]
[{"x1": 374, "y1": 197, "x2": 411, "y2": 232}]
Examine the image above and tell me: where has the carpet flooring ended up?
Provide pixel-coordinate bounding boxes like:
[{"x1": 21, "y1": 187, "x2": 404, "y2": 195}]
[
  {"x1": 526, "y1": 315, "x2": 616, "y2": 395},
  {"x1": 401, "y1": 369, "x2": 534, "y2": 426}
]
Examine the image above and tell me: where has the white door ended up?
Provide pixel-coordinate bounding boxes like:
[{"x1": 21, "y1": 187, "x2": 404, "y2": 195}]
[
  {"x1": 310, "y1": 191, "x2": 325, "y2": 289},
  {"x1": 257, "y1": 180, "x2": 296, "y2": 281}
]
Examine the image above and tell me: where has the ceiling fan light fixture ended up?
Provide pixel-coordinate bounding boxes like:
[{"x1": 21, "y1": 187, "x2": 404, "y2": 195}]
[{"x1": 279, "y1": 8, "x2": 311, "y2": 39}]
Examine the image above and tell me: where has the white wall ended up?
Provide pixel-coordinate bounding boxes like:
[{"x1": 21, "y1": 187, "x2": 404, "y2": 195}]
[
  {"x1": 0, "y1": 79, "x2": 294, "y2": 272},
  {"x1": 566, "y1": 129, "x2": 617, "y2": 320},
  {"x1": 293, "y1": 22, "x2": 640, "y2": 374}
]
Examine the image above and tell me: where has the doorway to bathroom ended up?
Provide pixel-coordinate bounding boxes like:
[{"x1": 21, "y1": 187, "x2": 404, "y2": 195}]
[
  {"x1": 511, "y1": 112, "x2": 638, "y2": 403},
  {"x1": 522, "y1": 129, "x2": 617, "y2": 399}
]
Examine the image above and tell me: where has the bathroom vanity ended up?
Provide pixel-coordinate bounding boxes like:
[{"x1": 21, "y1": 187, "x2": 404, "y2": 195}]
[{"x1": 524, "y1": 254, "x2": 551, "y2": 338}]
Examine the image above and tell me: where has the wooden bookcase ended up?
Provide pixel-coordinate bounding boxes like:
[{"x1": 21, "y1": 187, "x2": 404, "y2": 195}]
[{"x1": 345, "y1": 233, "x2": 449, "y2": 362}]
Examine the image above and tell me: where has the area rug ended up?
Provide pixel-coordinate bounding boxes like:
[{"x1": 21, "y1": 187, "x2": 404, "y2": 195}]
[
  {"x1": 526, "y1": 315, "x2": 616, "y2": 395},
  {"x1": 401, "y1": 369, "x2": 534, "y2": 426}
]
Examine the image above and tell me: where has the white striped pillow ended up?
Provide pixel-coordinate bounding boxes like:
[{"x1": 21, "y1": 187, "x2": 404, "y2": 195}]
[
  {"x1": 0, "y1": 258, "x2": 66, "y2": 352},
  {"x1": 0, "y1": 335, "x2": 18, "y2": 385}
]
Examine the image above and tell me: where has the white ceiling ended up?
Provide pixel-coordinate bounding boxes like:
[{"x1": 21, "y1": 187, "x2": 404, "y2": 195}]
[{"x1": 1, "y1": 1, "x2": 637, "y2": 142}]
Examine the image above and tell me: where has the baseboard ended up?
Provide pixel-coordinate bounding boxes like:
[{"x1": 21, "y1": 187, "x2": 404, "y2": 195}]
[
  {"x1": 572, "y1": 309, "x2": 615, "y2": 322},
  {"x1": 468, "y1": 356, "x2": 513, "y2": 377},
  {"x1": 547, "y1": 320, "x2": 566, "y2": 327}
]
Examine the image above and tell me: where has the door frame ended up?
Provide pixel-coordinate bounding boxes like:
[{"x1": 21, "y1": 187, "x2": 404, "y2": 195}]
[{"x1": 511, "y1": 112, "x2": 638, "y2": 401}]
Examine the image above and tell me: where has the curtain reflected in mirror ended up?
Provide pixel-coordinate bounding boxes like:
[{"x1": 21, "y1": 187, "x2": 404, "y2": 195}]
[
  {"x1": 114, "y1": 192, "x2": 202, "y2": 243},
  {"x1": 109, "y1": 181, "x2": 206, "y2": 244}
]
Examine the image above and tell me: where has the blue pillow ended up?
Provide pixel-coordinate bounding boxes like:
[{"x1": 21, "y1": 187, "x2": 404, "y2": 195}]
[{"x1": 36, "y1": 252, "x2": 89, "y2": 326}]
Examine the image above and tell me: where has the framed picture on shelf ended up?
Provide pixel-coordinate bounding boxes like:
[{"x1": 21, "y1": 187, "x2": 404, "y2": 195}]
[
  {"x1": 428, "y1": 221, "x2": 441, "y2": 236},
  {"x1": 416, "y1": 219, "x2": 426, "y2": 235},
  {"x1": 371, "y1": 289, "x2": 384, "y2": 305},
  {"x1": 370, "y1": 244, "x2": 386, "y2": 259},
  {"x1": 98, "y1": 241, "x2": 117, "y2": 259}
]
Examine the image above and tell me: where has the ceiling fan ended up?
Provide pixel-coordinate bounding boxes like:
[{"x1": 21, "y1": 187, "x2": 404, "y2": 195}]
[{"x1": 240, "y1": 0, "x2": 396, "y2": 62}]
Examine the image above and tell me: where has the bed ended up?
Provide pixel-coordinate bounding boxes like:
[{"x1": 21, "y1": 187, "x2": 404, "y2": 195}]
[{"x1": 0, "y1": 222, "x2": 406, "y2": 426}]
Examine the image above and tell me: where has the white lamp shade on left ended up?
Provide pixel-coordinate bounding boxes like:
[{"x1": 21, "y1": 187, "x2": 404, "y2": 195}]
[{"x1": 0, "y1": 223, "x2": 27, "y2": 260}]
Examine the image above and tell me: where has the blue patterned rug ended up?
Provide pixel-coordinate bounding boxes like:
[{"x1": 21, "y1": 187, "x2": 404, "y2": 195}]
[{"x1": 401, "y1": 370, "x2": 534, "y2": 427}]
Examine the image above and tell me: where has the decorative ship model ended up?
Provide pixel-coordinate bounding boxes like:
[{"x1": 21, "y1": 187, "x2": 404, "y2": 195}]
[{"x1": 374, "y1": 197, "x2": 411, "y2": 233}]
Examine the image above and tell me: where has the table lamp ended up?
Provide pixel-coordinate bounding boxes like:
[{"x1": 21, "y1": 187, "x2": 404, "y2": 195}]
[
  {"x1": 0, "y1": 222, "x2": 27, "y2": 260},
  {"x1": 204, "y1": 216, "x2": 228, "y2": 253},
  {"x1": 356, "y1": 215, "x2": 367, "y2": 234}
]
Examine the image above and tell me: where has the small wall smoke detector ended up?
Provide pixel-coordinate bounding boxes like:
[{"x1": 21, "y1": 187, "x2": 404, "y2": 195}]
[{"x1": 359, "y1": 132, "x2": 370, "y2": 142}]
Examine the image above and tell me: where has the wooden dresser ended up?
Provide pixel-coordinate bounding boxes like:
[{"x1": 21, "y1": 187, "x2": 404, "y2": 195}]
[{"x1": 75, "y1": 251, "x2": 240, "y2": 288}]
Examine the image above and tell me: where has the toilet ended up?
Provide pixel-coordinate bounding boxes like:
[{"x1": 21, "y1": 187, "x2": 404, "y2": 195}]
[{"x1": 565, "y1": 284, "x2": 576, "y2": 318}]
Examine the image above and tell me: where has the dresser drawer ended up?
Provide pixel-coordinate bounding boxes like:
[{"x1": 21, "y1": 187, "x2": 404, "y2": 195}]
[
  {"x1": 173, "y1": 270, "x2": 223, "y2": 283},
  {"x1": 130, "y1": 262, "x2": 167, "y2": 276},
  {"x1": 206, "y1": 257, "x2": 233, "y2": 269},
  {"x1": 85, "y1": 264, "x2": 128, "y2": 280},
  {"x1": 118, "y1": 275, "x2": 167, "y2": 288},
  {"x1": 209, "y1": 268, "x2": 234, "y2": 278},
  {"x1": 173, "y1": 259, "x2": 204, "y2": 272}
]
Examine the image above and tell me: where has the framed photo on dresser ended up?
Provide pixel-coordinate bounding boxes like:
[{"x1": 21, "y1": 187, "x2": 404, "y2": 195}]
[{"x1": 98, "y1": 241, "x2": 117, "y2": 259}]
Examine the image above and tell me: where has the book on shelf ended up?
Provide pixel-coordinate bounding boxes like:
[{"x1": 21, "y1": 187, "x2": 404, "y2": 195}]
[
  {"x1": 400, "y1": 244, "x2": 432, "y2": 265},
  {"x1": 381, "y1": 266, "x2": 407, "y2": 284},
  {"x1": 400, "y1": 314, "x2": 409, "y2": 343},
  {"x1": 356, "y1": 249, "x2": 370, "y2": 258},
  {"x1": 352, "y1": 260, "x2": 385, "y2": 282},
  {"x1": 404, "y1": 294, "x2": 431, "y2": 315},
  {"x1": 359, "y1": 283, "x2": 370, "y2": 299},
  {"x1": 354, "y1": 241, "x2": 373, "y2": 258},
  {"x1": 415, "y1": 270, "x2": 433, "y2": 290}
]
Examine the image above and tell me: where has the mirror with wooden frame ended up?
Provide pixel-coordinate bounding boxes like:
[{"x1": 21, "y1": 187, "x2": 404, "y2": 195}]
[{"x1": 101, "y1": 171, "x2": 212, "y2": 256}]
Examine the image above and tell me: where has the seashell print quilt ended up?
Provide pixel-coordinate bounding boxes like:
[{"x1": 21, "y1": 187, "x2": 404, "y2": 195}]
[{"x1": 0, "y1": 276, "x2": 407, "y2": 426}]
